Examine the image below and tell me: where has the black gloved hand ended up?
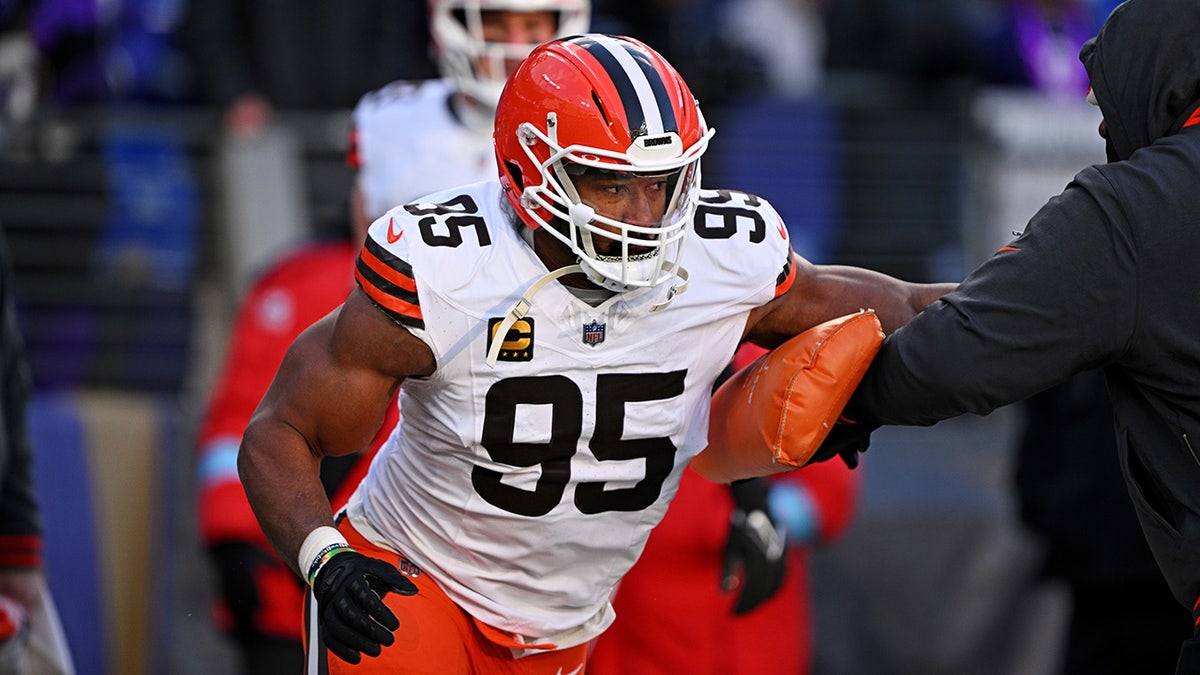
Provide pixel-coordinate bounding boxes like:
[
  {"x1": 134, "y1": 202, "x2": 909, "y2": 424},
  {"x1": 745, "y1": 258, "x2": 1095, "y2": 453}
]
[
  {"x1": 312, "y1": 550, "x2": 418, "y2": 664},
  {"x1": 721, "y1": 477, "x2": 787, "y2": 615},
  {"x1": 807, "y1": 419, "x2": 878, "y2": 469}
]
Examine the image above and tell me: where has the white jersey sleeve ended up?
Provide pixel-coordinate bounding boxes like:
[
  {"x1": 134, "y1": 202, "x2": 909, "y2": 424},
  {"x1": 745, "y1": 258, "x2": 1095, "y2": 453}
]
[
  {"x1": 348, "y1": 181, "x2": 795, "y2": 650},
  {"x1": 350, "y1": 79, "x2": 496, "y2": 222}
]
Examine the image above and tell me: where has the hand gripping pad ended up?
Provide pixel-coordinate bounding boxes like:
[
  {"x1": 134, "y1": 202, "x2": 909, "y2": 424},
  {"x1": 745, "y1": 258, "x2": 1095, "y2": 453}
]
[{"x1": 691, "y1": 310, "x2": 884, "y2": 483}]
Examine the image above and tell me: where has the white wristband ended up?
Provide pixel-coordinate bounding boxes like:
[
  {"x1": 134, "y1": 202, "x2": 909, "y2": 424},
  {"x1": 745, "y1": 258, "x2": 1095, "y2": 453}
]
[{"x1": 298, "y1": 526, "x2": 350, "y2": 586}]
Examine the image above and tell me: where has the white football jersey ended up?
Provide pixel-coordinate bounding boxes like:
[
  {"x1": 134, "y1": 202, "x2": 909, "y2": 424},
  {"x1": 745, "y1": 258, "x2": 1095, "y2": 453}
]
[
  {"x1": 350, "y1": 79, "x2": 496, "y2": 222},
  {"x1": 347, "y1": 180, "x2": 797, "y2": 650}
]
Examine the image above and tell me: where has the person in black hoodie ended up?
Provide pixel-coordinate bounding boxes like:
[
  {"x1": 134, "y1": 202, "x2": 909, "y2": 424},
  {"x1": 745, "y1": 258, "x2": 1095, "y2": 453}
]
[
  {"x1": 814, "y1": 0, "x2": 1200, "y2": 671},
  {"x1": 0, "y1": 229, "x2": 48, "y2": 667},
  {"x1": 1015, "y1": 370, "x2": 1191, "y2": 674}
]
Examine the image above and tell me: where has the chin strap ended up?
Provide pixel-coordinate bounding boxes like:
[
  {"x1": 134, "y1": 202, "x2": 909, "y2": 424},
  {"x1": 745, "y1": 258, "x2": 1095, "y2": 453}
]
[
  {"x1": 649, "y1": 264, "x2": 688, "y2": 312},
  {"x1": 486, "y1": 264, "x2": 584, "y2": 368}
]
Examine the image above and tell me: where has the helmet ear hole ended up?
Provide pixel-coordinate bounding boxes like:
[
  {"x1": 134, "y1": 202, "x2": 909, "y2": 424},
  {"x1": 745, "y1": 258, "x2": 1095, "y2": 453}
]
[
  {"x1": 590, "y1": 91, "x2": 610, "y2": 125},
  {"x1": 505, "y1": 160, "x2": 525, "y2": 189}
]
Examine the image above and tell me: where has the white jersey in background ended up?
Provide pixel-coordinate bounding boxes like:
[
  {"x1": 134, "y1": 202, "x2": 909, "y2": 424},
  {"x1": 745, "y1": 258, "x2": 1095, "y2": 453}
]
[
  {"x1": 347, "y1": 180, "x2": 797, "y2": 650},
  {"x1": 350, "y1": 79, "x2": 496, "y2": 221}
]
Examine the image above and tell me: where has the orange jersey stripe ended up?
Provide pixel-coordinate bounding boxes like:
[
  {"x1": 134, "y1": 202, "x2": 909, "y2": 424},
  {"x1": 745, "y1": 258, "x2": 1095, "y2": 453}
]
[
  {"x1": 774, "y1": 252, "x2": 797, "y2": 298},
  {"x1": 355, "y1": 268, "x2": 424, "y2": 321},
  {"x1": 360, "y1": 245, "x2": 418, "y2": 293}
]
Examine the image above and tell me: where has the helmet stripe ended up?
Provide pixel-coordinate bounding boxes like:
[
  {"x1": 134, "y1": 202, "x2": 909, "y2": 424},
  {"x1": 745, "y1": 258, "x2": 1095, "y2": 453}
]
[{"x1": 573, "y1": 35, "x2": 678, "y2": 138}]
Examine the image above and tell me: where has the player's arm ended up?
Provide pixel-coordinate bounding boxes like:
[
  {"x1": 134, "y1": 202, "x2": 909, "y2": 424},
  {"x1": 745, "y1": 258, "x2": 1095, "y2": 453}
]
[
  {"x1": 744, "y1": 253, "x2": 955, "y2": 347},
  {"x1": 240, "y1": 287, "x2": 432, "y2": 664},
  {"x1": 239, "y1": 287, "x2": 434, "y2": 577}
]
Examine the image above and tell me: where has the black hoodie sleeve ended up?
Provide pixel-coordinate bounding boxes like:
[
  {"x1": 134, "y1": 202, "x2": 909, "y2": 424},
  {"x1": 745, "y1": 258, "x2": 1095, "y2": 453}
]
[
  {"x1": 0, "y1": 231, "x2": 41, "y2": 569},
  {"x1": 851, "y1": 165, "x2": 1137, "y2": 426}
]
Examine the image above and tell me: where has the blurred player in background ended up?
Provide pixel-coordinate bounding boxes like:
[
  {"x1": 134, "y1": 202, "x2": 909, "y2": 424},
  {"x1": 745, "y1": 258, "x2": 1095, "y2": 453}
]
[{"x1": 349, "y1": 0, "x2": 588, "y2": 236}]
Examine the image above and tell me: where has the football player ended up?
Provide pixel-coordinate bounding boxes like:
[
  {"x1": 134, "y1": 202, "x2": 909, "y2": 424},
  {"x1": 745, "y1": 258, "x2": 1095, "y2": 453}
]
[
  {"x1": 238, "y1": 34, "x2": 953, "y2": 673},
  {"x1": 354, "y1": 3, "x2": 853, "y2": 673}
]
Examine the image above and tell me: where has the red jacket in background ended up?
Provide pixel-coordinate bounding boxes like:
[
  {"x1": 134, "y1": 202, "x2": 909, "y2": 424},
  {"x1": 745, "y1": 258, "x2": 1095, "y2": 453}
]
[{"x1": 195, "y1": 239, "x2": 393, "y2": 639}]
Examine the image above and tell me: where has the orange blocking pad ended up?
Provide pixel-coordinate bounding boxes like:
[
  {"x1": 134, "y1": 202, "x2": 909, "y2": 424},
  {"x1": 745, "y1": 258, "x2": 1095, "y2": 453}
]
[{"x1": 692, "y1": 310, "x2": 883, "y2": 483}]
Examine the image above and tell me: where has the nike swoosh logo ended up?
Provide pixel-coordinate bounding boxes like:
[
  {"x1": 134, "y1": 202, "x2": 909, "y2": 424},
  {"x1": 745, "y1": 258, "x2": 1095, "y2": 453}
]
[
  {"x1": 387, "y1": 217, "x2": 404, "y2": 244},
  {"x1": 555, "y1": 667, "x2": 583, "y2": 675},
  {"x1": 776, "y1": 223, "x2": 787, "y2": 240}
]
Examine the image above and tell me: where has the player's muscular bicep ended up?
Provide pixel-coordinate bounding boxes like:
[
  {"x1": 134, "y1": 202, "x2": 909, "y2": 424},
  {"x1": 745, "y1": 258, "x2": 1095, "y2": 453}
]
[
  {"x1": 335, "y1": 288, "x2": 436, "y2": 379},
  {"x1": 744, "y1": 258, "x2": 847, "y2": 347},
  {"x1": 259, "y1": 289, "x2": 434, "y2": 458}
]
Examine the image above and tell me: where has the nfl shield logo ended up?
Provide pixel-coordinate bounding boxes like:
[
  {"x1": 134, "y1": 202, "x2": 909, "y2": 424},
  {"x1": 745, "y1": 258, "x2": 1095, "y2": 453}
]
[{"x1": 582, "y1": 320, "x2": 606, "y2": 347}]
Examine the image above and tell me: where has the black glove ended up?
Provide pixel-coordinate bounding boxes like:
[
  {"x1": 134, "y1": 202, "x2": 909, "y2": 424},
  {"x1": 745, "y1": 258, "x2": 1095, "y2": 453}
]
[
  {"x1": 721, "y1": 477, "x2": 787, "y2": 615},
  {"x1": 312, "y1": 550, "x2": 418, "y2": 664},
  {"x1": 810, "y1": 398, "x2": 879, "y2": 468},
  {"x1": 807, "y1": 419, "x2": 877, "y2": 469}
]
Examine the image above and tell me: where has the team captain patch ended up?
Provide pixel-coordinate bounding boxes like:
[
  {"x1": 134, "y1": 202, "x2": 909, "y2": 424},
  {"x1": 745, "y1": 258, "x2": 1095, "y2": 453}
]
[{"x1": 486, "y1": 317, "x2": 535, "y2": 361}]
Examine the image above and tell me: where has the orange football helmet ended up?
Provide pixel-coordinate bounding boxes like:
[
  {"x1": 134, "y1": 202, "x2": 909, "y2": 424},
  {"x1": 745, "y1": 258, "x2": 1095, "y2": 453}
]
[{"x1": 494, "y1": 34, "x2": 714, "y2": 291}]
